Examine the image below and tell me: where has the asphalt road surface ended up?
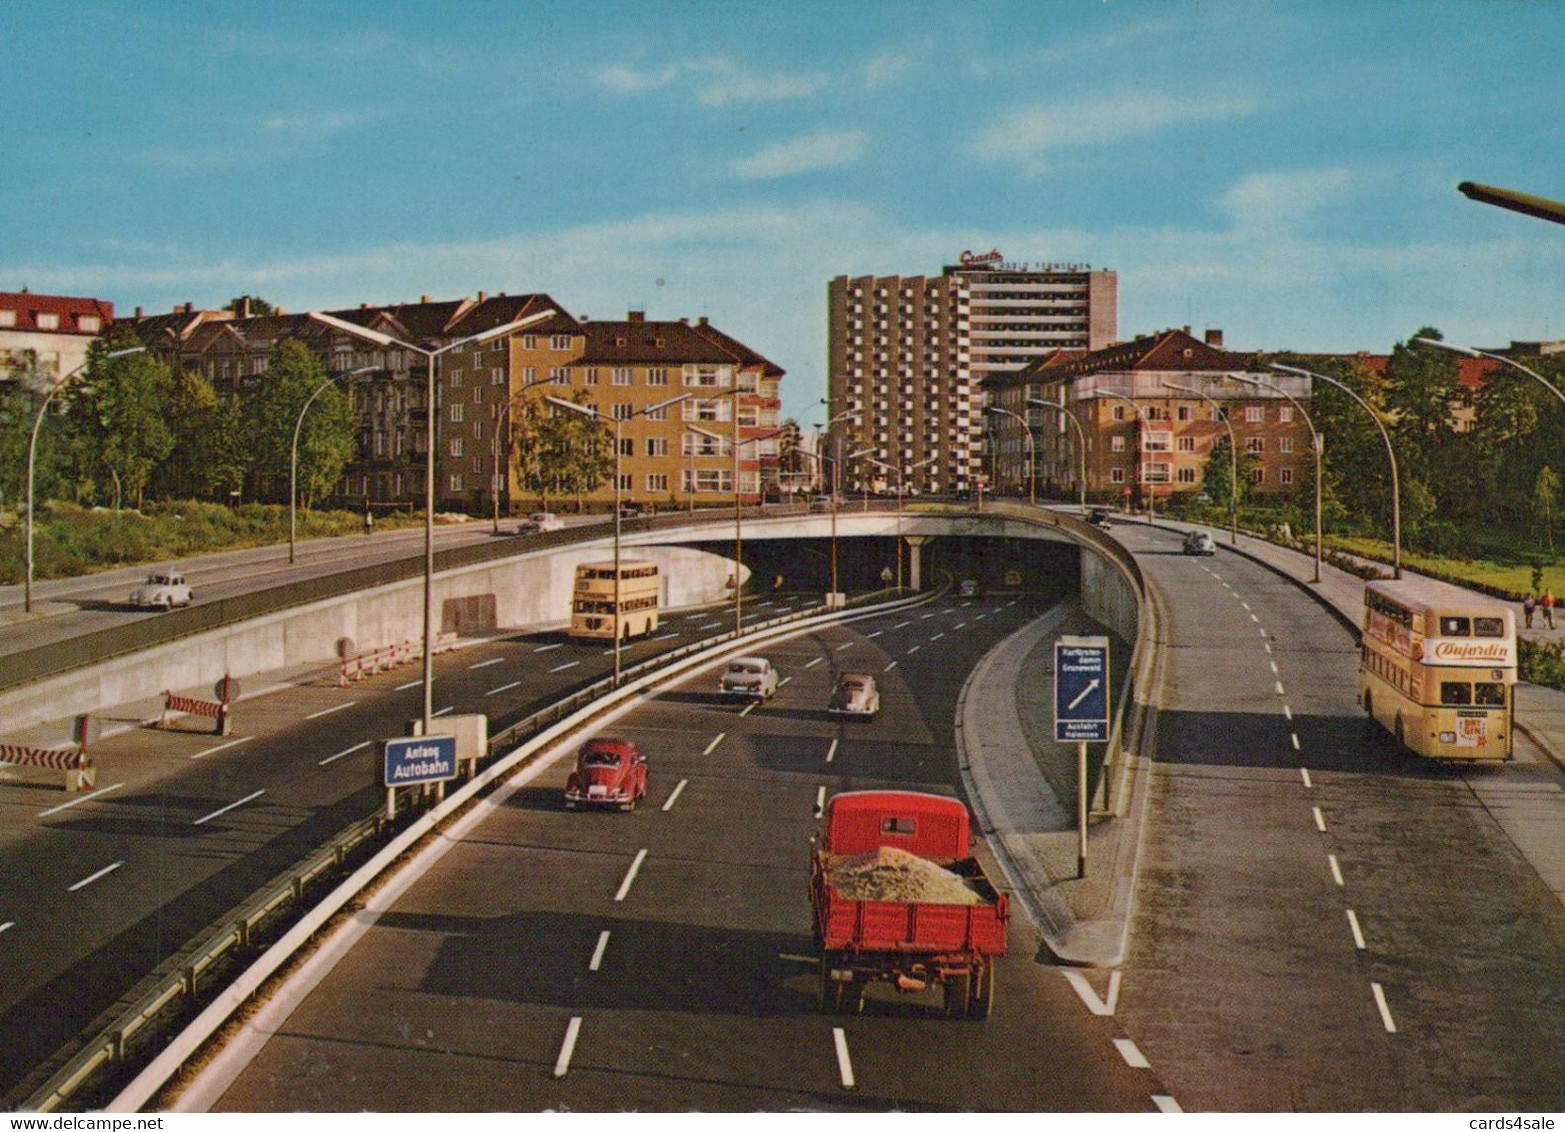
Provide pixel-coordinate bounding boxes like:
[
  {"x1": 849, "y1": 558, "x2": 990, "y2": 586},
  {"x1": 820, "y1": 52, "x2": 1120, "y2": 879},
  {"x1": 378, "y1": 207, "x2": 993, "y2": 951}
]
[
  {"x1": 190, "y1": 594, "x2": 1170, "y2": 1112},
  {"x1": 1114, "y1": 521, "x2": 1565, "y2": 1111}
]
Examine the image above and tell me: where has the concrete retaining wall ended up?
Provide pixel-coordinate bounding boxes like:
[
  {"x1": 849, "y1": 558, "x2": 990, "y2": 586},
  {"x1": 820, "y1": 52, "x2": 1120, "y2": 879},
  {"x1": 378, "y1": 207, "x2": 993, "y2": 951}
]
[{"x1": 1079, "y1": 546, "x2": 1137, "y2": 642}]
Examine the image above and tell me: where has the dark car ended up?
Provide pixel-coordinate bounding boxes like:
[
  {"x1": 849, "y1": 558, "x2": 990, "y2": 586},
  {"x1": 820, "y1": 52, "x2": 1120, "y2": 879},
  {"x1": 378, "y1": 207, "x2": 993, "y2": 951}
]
[
  {"x1": 1087, "y1": 507, "x2": 1114, "y2": 529},
  {"x1": 563, "y1": 737, "x2": 648, "y2": 811},
  {"x1": 1182, "y1": 530, "x2": 1216, "y2": 556},
  {"x1": 616, "y1": 501, "x2": 646, "y2": 519}
]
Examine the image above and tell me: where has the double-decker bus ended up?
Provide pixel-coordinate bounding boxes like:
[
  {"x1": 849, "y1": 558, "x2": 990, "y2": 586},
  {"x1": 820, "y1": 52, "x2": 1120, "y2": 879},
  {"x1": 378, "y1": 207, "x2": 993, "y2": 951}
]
[
  {"x1": 1359, "y1": 577, "x2": 1515, "y2": 760},
  {"x1": 569, "y1": 560, "x2": 660, "y2": 640}
]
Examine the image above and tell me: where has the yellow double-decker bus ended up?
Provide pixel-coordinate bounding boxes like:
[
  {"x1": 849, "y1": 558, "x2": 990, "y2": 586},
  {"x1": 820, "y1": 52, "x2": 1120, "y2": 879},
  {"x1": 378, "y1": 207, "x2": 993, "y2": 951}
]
[
  {"x1": 569, "y1": 560, "x2": 660, "y2": 640},
  {"x1": 1360, "y1": 577, "x2": 1515, "y2": 761}
]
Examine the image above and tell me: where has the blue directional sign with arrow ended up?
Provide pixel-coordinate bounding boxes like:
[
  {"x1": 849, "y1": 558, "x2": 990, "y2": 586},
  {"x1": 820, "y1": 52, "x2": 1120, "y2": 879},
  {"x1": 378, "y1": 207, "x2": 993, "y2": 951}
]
[{"x1": 1055, "y1": 635, "x2": 1111, "y2": 743}]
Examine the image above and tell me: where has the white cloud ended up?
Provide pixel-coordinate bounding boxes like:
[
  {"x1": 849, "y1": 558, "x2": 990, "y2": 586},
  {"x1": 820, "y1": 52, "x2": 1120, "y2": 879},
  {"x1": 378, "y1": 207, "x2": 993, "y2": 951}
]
[
  {"x1": 591, "y1": 63, "x2": 688, "y2": 94},
  {"x1": 862, "y1": 47, "x2": 919, "y2": 89},
  {"x1": 973, "y1": 90, "x2": 1256, "y2": 162},
  {"x1": 590, "y1": 56, "x2": 824, "y2": 105},
  {"x1": 1221, "y1": 168, "x2": 1359, "y2": 233},
  {"x1": 697, "y1": 69, "x2": 826, "y2": 106},
  {"x1": 732, "y1": 131, "x2": 868, "y2": 181}
]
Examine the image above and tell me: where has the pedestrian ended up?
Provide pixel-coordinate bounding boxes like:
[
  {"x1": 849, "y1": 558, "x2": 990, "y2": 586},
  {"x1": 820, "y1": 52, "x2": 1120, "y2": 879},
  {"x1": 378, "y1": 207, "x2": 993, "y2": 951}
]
[
  {"x1": 363, "y1": 507, "x2": 374, "y2": 535},
  {"x1": 1545, "y1": 588, "x2": 1556, "y2": 630},
  {"x1": 1523, "y1": 592, "x2": 1536, "y2": 629}
]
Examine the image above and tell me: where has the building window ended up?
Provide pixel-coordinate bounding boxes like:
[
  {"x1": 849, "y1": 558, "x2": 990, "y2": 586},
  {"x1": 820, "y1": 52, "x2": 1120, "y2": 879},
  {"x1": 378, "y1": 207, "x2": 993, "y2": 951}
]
[
  {"x1": 450, "y1": 368, "x2": 463, "y2": 389},
  {"x1": 1279, "y1": 406, "x2": 1294, "y2": 423},
  {"x1": 612, "y1": 367, "x2": 633, "y2": 386},
  {"x1": 0, "y1": 310, "x2": 15, "y2": 327},
  {"x1": 1110, "y1": 467, "x2": 1126, "y2": 484},
  {"x1": 78, "y1": 315, "x2": 100, "y2": 333},
  {"x1": 450, "y1": 438, "x2": 464, "y2": 458},
  {"x1": 491, "y1": 367, "x2": 505, "y2": 384},
  {"x1": 549, "y1": 366, "x2": 568, "y2": 384},
  {"x1": 1279, "y1": 437, "x2": 1294, "y2": 454},
  {"x1": 618, "y1": 473, "x2": 632, "y2": 491},
  {"x1": 646, "y1": 473, "x2": 669, "y2": 492},
  {"x1": 1112, "y1": 405, "x2": 1126, "y2": 421},
  {"x1": 1111, "y1": 435, "x2": 1125, "y2": 453},
  {"x1": 647, "y1": 437, "x2": 667, "y2": 457},
  {"x1": 618, "y1": 437, "x2": 633, "y2": 457},
  {"x1": 647, "y1": 367, "x2": 668, "y2": 386},
  {"x1": 1280, "y1": 467, "x2": 1295, "y2": 486},
  {"x1": 612, "y1": 403, "x2": 633, "y2": 420},
  {"x1": 1250, "y1": 468, "x2": 1266, "y2": 484},
  {"x1": 35, "y1": 312, "x2": 59, "y2": 330},
  {"x1": 520, "y1": 366, "x2": 536, "y2": 383},
  {"x1": 1177, "y1": 405, "x2": 1193, "y2": 421},
  {"x1": 550, "y1": 334, "x2": 571, "y2": 351},
  {"x1": 449, "y1": 473, "x2": 465, "y2": 491},
  {"x1": 1246, "y1": 437, "x2": 1265, "y2": 454},
  {"x1": 1177, "y1": 436, "x2": 1196, "y2": 452},
  {"x1": 521, "y1": 335, "x2": 537, "y2": 350},
  {"x1": 584, "y1": 367, "x2": 599, "y2": 385},
  {"x1": 1245, "y1": 405, "x2": 1264, "y2": 423},
  {"x1": 1176, "y1": 467, "x2": 1196, "y2": 484},
  {"x1": 450, "y1": 403, "x2": 465, "y2": 423},
  {"x1": 645, "y1": 405, "x2": 668, "y2": 421}
]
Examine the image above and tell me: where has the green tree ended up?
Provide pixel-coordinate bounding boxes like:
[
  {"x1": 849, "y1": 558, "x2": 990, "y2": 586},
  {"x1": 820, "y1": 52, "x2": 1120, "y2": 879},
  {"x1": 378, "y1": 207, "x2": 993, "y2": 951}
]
[
  {"x1": 510, "y1": 391, "x2": 614, "y2": 511},
  {"x1": 1200, "y1": 433, "x2": 1256, "y2": 513},
  {"x1": 67, "y1": 342, "x2": 176, "y2": 509},
  {"x1": 241, "y1": 340, "x2": 355, "y2": 505},
  {"x1": 1534, "y1": 466, "x2": 1561, "y2": 555}
]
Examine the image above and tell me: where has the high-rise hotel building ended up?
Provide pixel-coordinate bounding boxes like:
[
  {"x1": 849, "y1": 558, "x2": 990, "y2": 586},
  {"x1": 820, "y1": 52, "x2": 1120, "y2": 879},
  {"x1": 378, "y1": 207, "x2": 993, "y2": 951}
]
[{"x1": 826, "y1": 254, "x2": 1117, "y2": 494}]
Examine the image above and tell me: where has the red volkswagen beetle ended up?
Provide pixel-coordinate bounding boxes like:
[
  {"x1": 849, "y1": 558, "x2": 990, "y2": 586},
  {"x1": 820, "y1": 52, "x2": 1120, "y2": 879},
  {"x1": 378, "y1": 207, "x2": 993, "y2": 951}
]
[{"x1": 564, "y1": 737, "x2": 648, "y2": 811}]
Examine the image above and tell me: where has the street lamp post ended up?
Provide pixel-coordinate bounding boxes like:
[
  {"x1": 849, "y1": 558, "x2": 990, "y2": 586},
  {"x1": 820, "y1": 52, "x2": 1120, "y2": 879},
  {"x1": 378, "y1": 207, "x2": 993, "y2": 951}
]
[
  {"x1": 551, "y1": 392, "x2": 691, "y2": 684},
  {"x1": 1231, "y1": 373, "x2": 1323, "y2": 582},
  {"x1": 1163, "y1": 380, "x2": 1239, "y2": 545},
  {"x1": 1094, "y1": 390, "x2": 1158, "y2": 522},
  {"x1": 490, "y1": 379, "x2": 549, "y2": 535},
  {"x1": 866, "y1": 455, "x2": 936, "y2": 591},
  {"x1": 309, "y1": 308, "x2": 557, "y2": 734},
  {"x1": 1273, "y1": 362, "x2": 1402, "y2": 579},
  {"x1": 690, "y1": 423, "x2": 788, "y2": 635},
  {"x1": 25, "y1": 346, "x2": 145, "y2": 612},
  {"x1": 291, "y1": 365, "x2": 375, "y2": 564},
  {"x1": 1414, "y1": 337, "x2": 1565, "y2": 410},
  {"x1": 1028, "y1": 396, "x2": 1088, "y2": 511},
  {"x1": 985, "y1": 404, "x2": 1037, "y2": 506}
]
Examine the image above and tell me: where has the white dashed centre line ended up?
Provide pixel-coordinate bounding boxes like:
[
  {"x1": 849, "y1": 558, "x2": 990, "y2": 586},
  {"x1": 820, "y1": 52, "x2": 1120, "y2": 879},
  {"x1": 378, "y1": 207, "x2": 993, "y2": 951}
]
[
  {"x1": 814, "y1": 786, "x2": 826, "y2": 817},
  {"x1": 1329, "y1": 854, "x2": 1345, "y2": 886},
  {"x1": 589, "y1": 931, "x2": 611, "y2": 971},
  {"x1": 1292, "y1": 734, "x2": 1303, "y2": 753},
  {"x1": 319, "y1": 740, "x2": 373, "y2": 767},
  {"x1": 190, "y1": 736, "x2": 253, "y2": 761},
  {"x1": 486, "y1": 680, "x2": 522, "y2": 697},
  {"x1": 805, "y1": 657, "x2": 824, "y2": 669},
  {"x1": 0, "y1": 922, "x2": 13, "y2": 935},
  {"x1": 1258, "y1": 627, "x2": 1267, "y2": 638},
  {"x1": 653, "y1": 633, "x2": 678, "y2": 640},
  {"x1": 1371, "y1": 983, "x2": 1398, "y2": 1032},
  {"x1": 1346, "y1": 909, "x2": 1367, "y2": 950},
  {"x1": 395, "y1": 679, "x2": 422, "y2": 691},
  {"x1": 39, "y1": 782, "x2": 124, "y2": 817},
  {"x1": 893, "y1": 621, "x2": 911, "y2": 630},
  {"x1": 662, "y1": 779, "x2": 688, "y2": 812},
  {"x1": 534, "y1": 643, "x2": 563, "y2": 653},
  {"x1": 614, "y1": 849, "x2": 648, "y2": 902},
  {"x1": 550, "y1": 661, "x2": 580, "y2": 673},
  {"x1": 194, "y1": 789, "x2": 266, "y2": 826},
  {"x1": 929, "y1": 633, "x2": 944, "y2": 642},
  {"x1": 1313, "y1": 806, "x2": 1327, "y2": 832},
  {"x1": 305, "y1": 700, "x2": 359, "y2": 720},
  {"x1": 1284, "y1": 704, "x2": 1294, "y2": 721},
  {"x1": 779, "y1": 676, "x2": 792, "y2": 688},
  {"x1": 884, "y1": 660, "x2": 898, "y2": 672},
  {"x1": 866, "y1": 630, "x2": 884, "y2": 639},
  {"x1": 953, "y1": 622, "x2": 967, "y2": 630},
  {"x1": 68, "y1": 860, "x2": 125, "y2": 892},
  {"x1": 1250, "y1": 612, "x2": 1260, "y2": 623},
  {"x1": 740, "y1": 702, "x2": 757, "y2": 717},
  {"x1": 1265, "y1": 642, "x2": 1273, "y2": 654},
  {"x1": 553, "y1": 1017, "x2": 583, "y2": 1077},
  {"x1": 836, "y1": 642, "x2": 854, "y2": 652},
  {"x1": 1152, "y1": 1096, "x2": 1184, "y2": 1113},
  {"x1": 1269, "y1": 661, "x2": 1279, "y2": 675},
  {"x1": 833, "y1": 1028, "x2": 857, "y2": 1090},
  {"x1": 1113, "y1": 1038, "x2": 1152, "y2": 1069},
  {"x1": 468, "y1": 657, "x2": 504, "y2": 669},
  {"x1": 826, "y1": 739, "x2": 839, "y2": 763},
  {"x1": 432, "y1": 705, "x2": 454, "y2": 718},
  {"x1": 703, "y1": 733, "x2": 726, "y2": 755},
  {"x1": 1275, "y1": 681, "x2": 1286, "y2": 695},
  {"x1": 907, "y1": 645, "x2": 921, "y2": 655},
  {"x1": 1299, "y1": 765, "x2": 1311, "y2": 787}
]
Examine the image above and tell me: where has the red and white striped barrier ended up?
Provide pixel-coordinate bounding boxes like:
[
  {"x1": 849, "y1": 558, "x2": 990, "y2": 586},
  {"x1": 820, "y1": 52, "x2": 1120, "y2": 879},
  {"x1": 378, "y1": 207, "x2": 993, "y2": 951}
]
[
  {"x1": 337, "y1": 635, "x2": 461, "y2": 686},
  {"x1": 0, "y1": 743, "x2": 95, "y2": 791},
  {"x1": 161, "y1": 691, "x2": 231, "y2": 736}
]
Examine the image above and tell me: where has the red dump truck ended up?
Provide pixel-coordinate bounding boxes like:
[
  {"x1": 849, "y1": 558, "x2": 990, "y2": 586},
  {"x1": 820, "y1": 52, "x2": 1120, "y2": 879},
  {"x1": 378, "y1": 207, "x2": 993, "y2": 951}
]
[{"x1": 810, "y1": 790, "x2": 1009, "y2": 1019}]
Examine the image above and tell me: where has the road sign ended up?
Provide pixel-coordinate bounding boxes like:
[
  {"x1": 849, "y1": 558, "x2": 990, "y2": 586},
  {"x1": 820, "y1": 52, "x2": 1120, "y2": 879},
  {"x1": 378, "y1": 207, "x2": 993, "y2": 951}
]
[
  {"x1": 383, "y1": 735, "x2": 457, "y2": 786},
  {"x1": 1055, "y1": 635, "x2": 1110, "y2": 743}
]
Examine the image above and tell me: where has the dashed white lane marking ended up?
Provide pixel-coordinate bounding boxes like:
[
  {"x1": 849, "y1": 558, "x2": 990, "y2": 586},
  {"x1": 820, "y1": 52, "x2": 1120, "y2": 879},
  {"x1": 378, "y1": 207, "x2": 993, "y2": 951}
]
[
  {"x1": 1313, "y1": 806, "x2": 1327, "y2": 832},
  {"x1": 779, "y1": 676, "x2": 793, "y2": 688},
  {"x1": 1293, "y1": 734, "x2": 1303, "y2": 753},
  {"x1": 432, "y1": 705, "x2": 454, "y2": 718},
  {"x1": 1346, "y1": 909, "x2": 1367, "y2": 950},
  {"x1": 395, "y1": 679, "x2": 422, "y2": 691},
  {"x1": 0, "y1": 921, "x2": 13, "y2": 935},
  {"x1": 953, "y1": 622, "x2": 968, "y2": 630},
  {"x1": 1371, "y1": 983, "x2": 1398, "y2": 1032},
  {"x1": 1265, "y1": 642, "x2": 1273, "y2": 654},
  {"x1": 1299, "y1": 765, "x2": 1311, "y2": 787},
  {"x1": 866, "y1": 630, "x2": 884, "y2": 639},
  {"x1": 194, "y1": 789, "x2": 266, "y2": 826},
  {"x1": 884, "y1": 660, "x2": 899, "y2": 672},
  {"x1": 929, "y1": 633, "x2": 945, "y2": 642},
  {"x1": 907, "y1": 645, "x2": 922, "y2": 655},
  {"x1": 1063, "y1": 970, "x2": 1121, "y2": 1015},
  {"x1": 740, "y1": 702, "x2": 757, "y2": 717},
  {"x1": 1113, "y1": 1038, "x2": 1152, "y2": 1069},
  {"x1": 468, "y1": 657, "x2": 504, "y2": 669},
  {"x1": 534, "y1": 643, "x2": 563, "y2": 653},
  {"x1": 614, "y1": 849, "x2": 648, "y2": 902},
  {"x1": 1329, "y1": 854, "x2": 1345, "y2": 886},
  {"x1": 553, "y1": 1016, "x2": 583, "y2": 1077},
  {"x1": 589, "y1": 931, "x2": 611, "y2": 971},
  {"x1": 836, "y1": 642, "x2": 854, "y2": 652},
  {"x1": 703, "y1": 733, "x2": 726, "y2": 755},
  {"x1": 826, "y1": 739, "x2": 839, "y2": 764},
  {"x1": 319, "y1": 740, "x2": 372, "y2": 767},
  {"x1": 921, "y1": 613, "x2": 936, "y2": 620},
  {"x1": 550, "y1": 660, "x2": 581, "y2": 673},
  {"x1": 1257, "y1": 626, "x2": 1267, "y2": 638},
  {"x1": 1275, "y1": 681, "x2": 1286, "y2": 695},
  {"x1": 778, "y1": 953, "x2": 818, "y2": 964},
  {"x1": 805, "y1": 657, "x2": 824, "y2": 668},
  {"x1": 68, "y1": 860, "x2": 125, "y2": 892},
  {"x1": 662, "y1": 779, "x2": 688, "y2": 812},
  {"x1": 652, "y1": 632, "x2": 679, "y2": 640},
  {"x1": 833, "y1": 1028, "x2": 857, "y2": 1090},
  {"x1": 1283, "y1": 704, "x2": 1293, "y2": 721},
  {"x1": 1269, "y1": 661, "x2": 1279, "y2": 675},
  {"x1": 486, "y1": 680, "x2": 522, "y2": 696},
  {"x1": 1250, "y1": 612, "x2": 1260, "y2": 623},
  {"x1": 306, "y1": 700, "x2": 359, "y2": 720},
  {"x1": 190, "y1": 736, "x2": 254, "y2": 761},
  {"x1": 814, "y1": 786, "x2": 826, "y2": 817},
  {"x1": 39, "y1": 782, "x2": 124, "y2": 817},
  {"x1": 893, "y1": 621, "x2": 911, "y2": 629},
  {"x1": 1152, "y1": 1095, "x2": 1183, "y2": 1113},
  {"x1": 1241, "y1": 601, "x2": 1251, "y2": 611},
  {"x1": 974, "y1": 613, "x2": 987, "y2": 621}
]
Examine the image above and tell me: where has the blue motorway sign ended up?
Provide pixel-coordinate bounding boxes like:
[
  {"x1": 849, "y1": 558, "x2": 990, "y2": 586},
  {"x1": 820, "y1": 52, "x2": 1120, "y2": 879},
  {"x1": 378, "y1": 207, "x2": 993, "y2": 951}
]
[
  {"x1": 1055, "y1": 635, "x2": 1110, "y2": 743},
  {"x1": 383, "y1": 735, "x2": 457, "y2": 786}
]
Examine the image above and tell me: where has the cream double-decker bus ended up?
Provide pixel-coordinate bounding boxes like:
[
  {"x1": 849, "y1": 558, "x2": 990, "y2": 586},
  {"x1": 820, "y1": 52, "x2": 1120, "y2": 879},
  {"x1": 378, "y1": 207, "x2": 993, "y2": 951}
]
[
  {"x1": 1360, "y1": 577, "x2": 1515, "y2": 760},
  {"x1": 569, "y1": 560, "x2": 660, "y2": 640}
]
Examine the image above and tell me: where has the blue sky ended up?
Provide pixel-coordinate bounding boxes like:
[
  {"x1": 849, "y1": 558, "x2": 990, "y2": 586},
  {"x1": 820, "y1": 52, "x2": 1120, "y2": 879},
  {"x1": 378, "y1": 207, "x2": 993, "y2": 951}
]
[{"x1": 4, "y1": 0, "x2": 1564, "y2": 425}]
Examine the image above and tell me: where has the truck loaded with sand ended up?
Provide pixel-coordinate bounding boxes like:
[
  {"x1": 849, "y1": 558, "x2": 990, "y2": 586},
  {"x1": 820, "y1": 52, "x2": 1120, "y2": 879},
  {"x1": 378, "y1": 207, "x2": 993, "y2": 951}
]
[{"x1": 810, "y1": 790, "x2": 1009, "y2": 1019}]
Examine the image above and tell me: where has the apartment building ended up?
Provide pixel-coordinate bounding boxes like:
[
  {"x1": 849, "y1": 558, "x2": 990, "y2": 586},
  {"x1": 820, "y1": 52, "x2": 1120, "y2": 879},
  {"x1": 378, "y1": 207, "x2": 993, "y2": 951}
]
[
  {"x1": 0, "y1": 291, "x2": 114, "y2": 389},
  {"x1": 984, "y1": 328, "x2": 1312, "y2": 505},
  {"x1": 826, "y1": 255, "x2": 1117, "y2": 495}
]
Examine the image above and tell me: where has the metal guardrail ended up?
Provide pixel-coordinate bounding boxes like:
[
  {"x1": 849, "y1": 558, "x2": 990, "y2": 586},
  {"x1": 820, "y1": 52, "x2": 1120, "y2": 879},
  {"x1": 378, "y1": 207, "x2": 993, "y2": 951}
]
[
  {"x1": 0, "y1": 503, "x2": 903, "y2": 695},
  {"x1": 10, "y1": 582, "x2": 927, "y2": 1113}
]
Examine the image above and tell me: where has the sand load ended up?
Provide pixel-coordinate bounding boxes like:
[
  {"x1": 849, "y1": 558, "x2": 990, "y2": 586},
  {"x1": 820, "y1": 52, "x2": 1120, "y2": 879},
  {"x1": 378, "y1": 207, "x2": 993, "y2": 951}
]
[{"x1": 825, "y1": 846, "x2": 982, "y2": 905}]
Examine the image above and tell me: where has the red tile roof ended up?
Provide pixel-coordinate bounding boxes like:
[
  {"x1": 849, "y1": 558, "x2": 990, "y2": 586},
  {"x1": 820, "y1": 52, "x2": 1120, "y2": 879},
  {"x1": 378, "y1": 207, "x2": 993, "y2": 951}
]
[{"x1": 0, "y1": 292, "x2": 114, "y2": 334}]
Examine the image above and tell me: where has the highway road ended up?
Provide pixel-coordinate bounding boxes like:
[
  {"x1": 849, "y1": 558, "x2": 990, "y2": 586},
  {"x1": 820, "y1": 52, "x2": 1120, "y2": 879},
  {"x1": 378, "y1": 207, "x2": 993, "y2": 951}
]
[
  {"x1": 182, "y1": 594, "x2": 1170, "y2": 1112},
  {"x1": 1114, "y1": 520, "x2": 1565, "y2": 1111},
  {"x1": 0, "y1": 589, "x2": 822, "y2": 1104}
]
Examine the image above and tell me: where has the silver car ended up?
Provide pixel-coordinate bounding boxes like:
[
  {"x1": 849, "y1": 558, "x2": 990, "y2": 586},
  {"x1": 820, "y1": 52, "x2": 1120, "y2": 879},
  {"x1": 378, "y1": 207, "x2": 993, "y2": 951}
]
[{"x1": 718, "y1": 656, "x2": 779, "y2": 700}]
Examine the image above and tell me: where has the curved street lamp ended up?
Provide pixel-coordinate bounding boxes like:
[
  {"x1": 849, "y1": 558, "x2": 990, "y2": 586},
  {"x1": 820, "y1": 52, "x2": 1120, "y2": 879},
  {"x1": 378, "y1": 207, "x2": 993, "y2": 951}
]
[
  {"x1": 1028, "y1": 396, "x2": 1088, "y2": 511},
  {"x1": 1093, "y1": 390, "x2": 1158, "y2": 522},
  {"x1": 550, "y1": 391, "x2": 691, "y2": 684},
  {"x1": 309, "y1": 307, "x2": 557, "y2": 734},
  {"x1": 25, "y1": 346, "x2": 145, "y2": 612},
  {"x1": 290, "y1": 366, "x2": 375, "y2": 564},
  {"x1": 1273, "y1": 362, "x2": 1402, "y2": 579},
  {"x1": 1413, "y1": 336, "x2": 1565, "y2": 411},
  {"x1": 490, "y1": 378, "x2": 550, "y2": 535},
  {"x1": 690, "y1": 422, "x2": 788, "y2": 635},
  {"x1": 866, "y1": 454, "x2": 936, "y2": 591},
  {"x1": 1230, "y1": 373, "x2": 1324, "y2": 582},
  {"x1": 1458, "y1": 182, "x2": 1565, "y2": 227},
  {"x1": 1162, "y1": 380, "x2": 1239, "y2": 545},
  {"x1": 985, "y1": 404, "x2": 1037, "y2": 506}
]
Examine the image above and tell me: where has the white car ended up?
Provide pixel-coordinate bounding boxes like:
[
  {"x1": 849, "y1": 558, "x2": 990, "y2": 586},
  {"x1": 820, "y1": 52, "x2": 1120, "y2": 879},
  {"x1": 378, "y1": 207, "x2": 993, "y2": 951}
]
[
  {"x1": 515, "y1": 512, "x2": 564, "y2": 534},
  {"x1": 128, "y1": 571, "x2": 192, "y2": 610},
  {"x1": 718, "y1": 656, "x2": 779, "y2": 700},
  {"x1": 1182, "y1": 531, "x2": 1217, "y2": 556}
]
